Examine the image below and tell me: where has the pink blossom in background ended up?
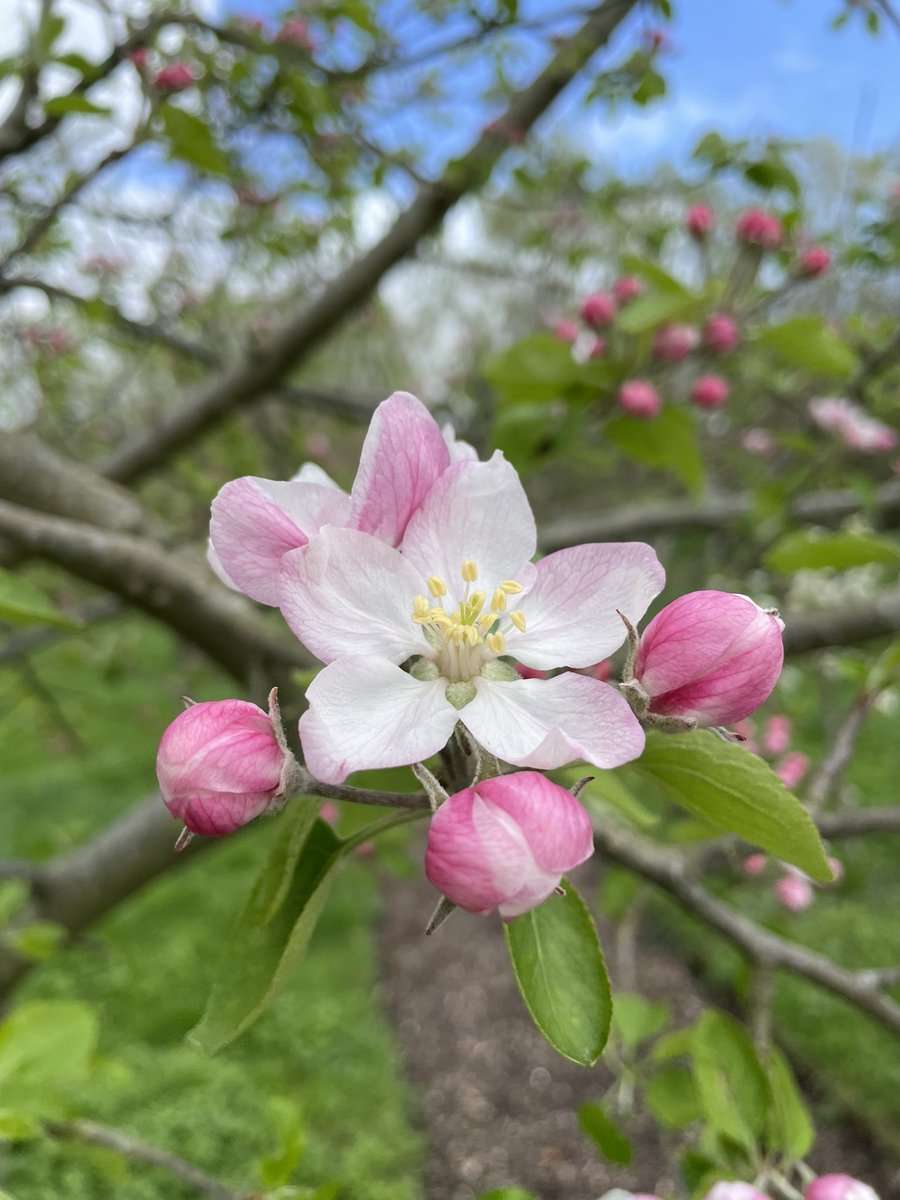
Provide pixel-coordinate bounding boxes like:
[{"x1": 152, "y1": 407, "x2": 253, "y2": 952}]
[
  {"x1": 550, "y1": 318, "x2": 579, "y2": 344},
  {"x1": 613, "y1": 275, "x2": 644, "y2": 304},
  {"x1": 153, "y1": 62, "x2": 196, "y2": 92},
  {"x1": 425, "y1": 773, "x2": 594, "y2": 920},
  {"x1": 741, "y1": 428, "x2": 775, "y2": 456},
  {"x1": 685, "y1": 203, "x2": 715, "y2": 239},
  {"x1": 806, "y1": 1176, "x2": 880, "y2": 1200},
  {"x1": 775, "y1": 751, "x2": 810, "y2": 789},
  {"x1": 319, "y1": 801, "x2": 339, "y2": 826},
  {"x1": 775, "y1": 873, "x2": 814, "y2": 912},
  {"x1": 763, "y1": 714, "x2": 792, "y2": 756},
  {"x1": 703, "y1": 312, "x2": 740, "y2": 354},
  {"x1": 129, "y1": 47, "x2": 149, "y2": 68},
  {"x1": 798, "y1": 246, "x2": 832, "y2": 277},
  {"x1": 275, "y1": 19, "x2": 316, "y2": 50},
  {"x1": 282, "y1": 454, "x2": 664, "y2": 782},
  {"x1": 705, "y1": 1184, "x2": 773, "y2": 1200},
  {"x1": 579, "y1": 292, "x2": 617, "y2": 329},
  {"x1": 156, "y1": 695, "x2": 293, "y2": 837},
  {"x1": 632, "y1": 591, "x2": 784, "y2": 727},
  {"x1": 743, "y1": 853, "x2": 768, "y2": 877},
  {"x1": 618, "y1": 380, "x2": 661, "y2": 419},
  {"x1": 652, "y1": 323, "x2": 699, "y2": 362},
  {"x1": 588, "y1": 337, "x2": 607, "y2": 359},
  {"x1": 691, "y1": 375, "x2": 729, "y2": 409},
  {"x1": 209, "y1": 392, "x2": 453, "y2": 604},
  {"x1": 826, "y1": 856, "x2": 845, "y2": 883},
  {"x1": 736, "y1": 208, "x2": 784, "y2": 250},
  {"x1": 809, "y1": 397, "x2": 897, "y2": 454}
]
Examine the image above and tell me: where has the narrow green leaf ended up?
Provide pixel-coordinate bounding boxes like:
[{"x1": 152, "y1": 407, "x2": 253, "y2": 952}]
[
  {"x1": 765, "y1": 1047, "x2": 814, "y2": 1159},
  {"x1": 44, "y1": 95, "x2": 110, "y2": 117},
  {"x1": 578, "y1": 1103, "x2": 632, "y2": 1164},
  {"x1": 0, "y1": 569, "x2": 77, "y2": 628},
  {"x1": 189, "y1": 811, "x2": 343, "y2": 1054},
  {"x1": 0, "y1": 881, "x2": 29, "y2": 926},
  {"x1": 692, "y1": 1011, "x2": 769, "y2": 1151},
  {"x1": 765, "y1": 530, "x2": 900, "y2": 573},
  {"x1": 634, "y1": 731, "x2": 831, "y2": 881},
  {"x1": 645, "y1": 1066, "x2": 703, "y2": 1129},
  {"x1": 161, "y1": 106, "x2": 230, "y2": 176},
  {"x1": 258, "y1": 1096, "x2": 306, "y2": 1189},
  {"x1": 605, "y1": 406, "x2": 705, "y2": 496},
  {"x1": 612, "y1": 992, "x2": 670, "y2": 1048},
  {"x1": 619, "y1": 255, "x2": 689, "y2": 295},
  {"x1": 615, "y1": 290, "x2": 701, "y2": 334},
  {"x1": 504, "y1": 882, "x2": 611, "y2": 1066},
  {"x1": 753, "y1": 317, "x2": 858, "y2": 380}
]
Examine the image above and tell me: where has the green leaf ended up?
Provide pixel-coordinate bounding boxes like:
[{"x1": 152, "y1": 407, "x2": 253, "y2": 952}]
[
  {"x1": 578, "y1": 1103, "x2": 632, "y2": 1164},
  {"x1": 651, "y1": 1027, "x2": 695, "y2": 1062},
  {"x1": 44, "y1": 94, "x2": 110, "y2": 117},
  {"x1": 753, "y1": 317, "x2": 858, "y2": 380},
  {"x1": 615, "y1": 290, "x2": 700, "y2": 334},
  {"x1": 765, "y1": 1047, "x2": 814, "y2": 1159},
  {"x1": 645, "y1": 1066, "x2": 703, "y2": 1129},
  {"x1": 504, "y1": 882, "x2": 611, "y2": 1066},
  {"x1": 259, "y1": 1096, "x2": 306, "y2": 1189},
  {"x1": 0, "y1": 569, "x2": 77, "y2": 628},
  {"x1": 0, "y1": 1001, "x2": 98, "y2": 1094},
  {"x1": 5, "y1": 921, "x2": 66, "y2": 962},
  {"x1": 633, "y1": 731, "x2": 832, "y2": 881},
  {"x1": 478, "y1": 1191, "x2": 536, "y2": 1200},
  {"x1": 0, "y1": 881, "x2": 29, "y2": 926},
  {"x1": 633, "y1": 69, "x2": 666, "y2": 106},
  {"x1": 605, "y1": 406, "x2": 705, "y2": 496},
  {"x1": 161, "y1": 106, "x2": 230, "y2": 176},
  {"x1": 765, "y1": 530, "x2": 900, "y2": 573},
  {"x1": 0, "y1": 1110, "x2": 41, "y2": 1142},
  {"x1": 692, "y1": 1010, "x2": 769, "y2": 1151},
  {"x1": 612, "y1": 993, "x2": 669, "y2": 1049},
  {"x1": 620, "y1": 254, "x2": 689, "y2": 295},
  {"x1": 484, "y1": 333, "x2": 581, "y2": 404},
  {"x1": 190, "y1": 810, "x2": 342, "y2": 1054}
]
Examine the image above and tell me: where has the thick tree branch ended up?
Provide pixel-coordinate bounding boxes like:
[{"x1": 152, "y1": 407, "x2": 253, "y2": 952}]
[
  {"x1": 781, "y1": 593, "x2": 900, "y2": 655},
  {"x1": 98, "y1": 0, "x2": 641, "y2": 483}
]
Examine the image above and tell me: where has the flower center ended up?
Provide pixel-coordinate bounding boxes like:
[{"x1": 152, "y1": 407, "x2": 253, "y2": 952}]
[{"x1": 410, "y1": 559, "x2": 526, "y2": 683}]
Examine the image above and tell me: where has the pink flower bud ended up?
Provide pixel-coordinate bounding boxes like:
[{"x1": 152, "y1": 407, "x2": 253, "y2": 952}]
[
  {"x1": 775, "y1": 873, "x2": 814, "y2": 912},
  {"x1": 685, "y1": 204, "x2": 715, "y2": 239},
  {"x1": 705, "y1": 1184, "x2": 773, "y2": 1200},
  {"x1": 692, "y1": 375, "x2": 730, "y2": 409},
  {"x1": 157, "y1": 695, "x2": 295, "y2": 837},
  {"x1": 153, "y1": 62, "x2": 196, "y2": 92},
  {"x1": 275, "y1": 19, "x2": 316, "y2": 51},
  {"x1": 741, "y1": 428, "x2": 775, "y2": 456},
  {"x1": 652, "y1": 323, "x2": 699, "y2": 362},
  {"x1": 799, "y1": 246, "x2": 831, "y2": 277},
  {"x1": 613, "y1": 275, "x2": 644, "y2": 304},
  {"x1": 826, "y1": 856, "x2": 844, "y2": 883},
  {"x1": 806, "y1": 1177, "x2": 879, "y2": 1200},
  {"x1": 633, "y1": 591, "x2": 785, "y2": 727},
  {"x1": 424, "y1": 773, "x2": 594, "y2": 921},
  {"x1": 736, "y1": 208, "x2": 784, "y2": 250},
  {"x1": 618, "y1": 379, "x2": 661, "y2": 419},
  {"x1": 588, "y1": 337, "x2": 607, "y2": 359},
  {"x1": 580, "y1": 292, "x2": 617, "y2": 329},
  {"x1": 703, "y1": 312, "x2": 740, "y2": 354},
  {"x1": 516, "y1": 663, "x2": 548, "y2": 681},
  {"x1": 550, "y1": 319, "x2": 579, "y2": 345},
  {"x1": 763, "y1": 714, "x2": 792, "y2": 756},
  {"x1": 809, "y1": 397, "x2": 896, "y2": 454},
  {"x1": 129, "y1": 48, "x2": 149, "y2": 69},
  {"x1": 743, "y1": 853, "x2": 768, "y2": 877},
  {"x1": 775, "y1": 751, "x2": 810, "y2": 790}
]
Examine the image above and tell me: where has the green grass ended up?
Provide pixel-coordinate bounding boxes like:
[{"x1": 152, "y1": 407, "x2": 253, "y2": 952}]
[{"x1": 0, "y1": 616, "x2": 424, "y2": 1198}]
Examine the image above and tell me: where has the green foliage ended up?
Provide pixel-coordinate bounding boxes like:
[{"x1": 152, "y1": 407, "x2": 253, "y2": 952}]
[
  {"x1": 644, "y1": 1066, "x2": 703, "y2": 1129},
  {"x1": 691, "y1": 1010, "x2": 769, "y2": 1152},
  {"x1": 611, "y1": 992, "x2": 670, "y2": 1049},
  {"x1": 484, "y1": 333, "x2": 581, "y2": 405},
  {"x1": 160, "y1": 106, "x2": 230, "y2": 176},
  {"x1": 0, "y1": 1000, "x2": 98, "y2": 1126},
  {"x1": 504, "y1": 882, "x2": 611, "y2": 1066},
  {"x1": 0, "y1": 568, "x2": 76, "y2": 628},
  {"x1": 752, "y1": 317, "x2": 859, "y2": 380},
  {"x1": 765, "y1": 529, "x2": 900, "y2": 572},
  {"x1": 578, "y1": 1103, "x2": 632, "y2": 1164},
  {"x1": 605, "y1": 406, "x2": 705, "y2": 495}
]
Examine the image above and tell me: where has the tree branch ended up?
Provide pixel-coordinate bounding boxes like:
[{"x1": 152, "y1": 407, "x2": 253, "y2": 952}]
[
  {"x1": 781, "y1": 593, "x2": 900, "y2": 655},
  {"x1": 97, "y1": 0, "x2": 641, "y2": 483}
]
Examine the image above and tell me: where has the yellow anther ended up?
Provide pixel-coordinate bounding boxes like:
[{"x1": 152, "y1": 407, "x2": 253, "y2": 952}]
[
  {"x1": 487, "y1": 632, "x2": 506, "y2": 655},
  {"x1": 412, "y1": 595, "x2": 431, "y2": 622},
  {"x1": 508, "y1": 609, "x2": 527, "y2": 633},
  {"x1": 491, "y1": 588, "x2": 507, "y2": 612},
  {"x1": 477, "y1": 612, "x2": 499, "y2": 632},
  {"x1": 468, "y1": 591, "x2": 485, "y2": 613},
  {"x1": 500, "y1": 580, "x2": 523, "y2": 595},
  {"x1": 464, "y1": 625, "x2": 481, "y2": 647},
  {"x1": 461, "y1": 560, "x2": 478, "y2": 582},
  {"x1": 427, "y1": 575, "x2": 447, "y2": 598}
]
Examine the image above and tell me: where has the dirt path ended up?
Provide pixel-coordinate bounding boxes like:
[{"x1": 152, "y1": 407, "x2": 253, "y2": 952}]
[{"x1": 378, "y1": 864, "x2": 899, "y2": 1200}]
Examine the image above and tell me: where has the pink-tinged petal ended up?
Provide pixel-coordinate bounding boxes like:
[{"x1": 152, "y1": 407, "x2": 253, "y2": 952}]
[
  {"x1": 515, "y1": 542, "x2": 665, "y2": 669},
  {"x1": 706, "y1": 1186, "x2": 773, "y2": 1200},
  {"x1": 441, "y1": 423, "x2": 479, "y2": 462},
  {"x1": 401, "y1": 452, "x2": 537, "y2": 595},
  {"x1": 291, "y1": 462, "x2": 343, "y2": 488},
  {"x1": 299, "y1": 656, "x2": 457, "y2": 783},
  {"x1": 478, "y1": 772, "x2": 595, "y2": 874},
  {"x1": 462, "y1": 673, "x2": 644, "y2": 770},
  {"x1": 209, "y1": 476, "x2": 351, "y2": 605},
  {"x1": 349, "y1": 391, "x2": 450, "y2": 544},
  {"x1": 806, "y1": 1177, "x2": 879, "y2": 1200},
  {"x1": 279, "y1": 527, "x2": 429, "y2": 665}
]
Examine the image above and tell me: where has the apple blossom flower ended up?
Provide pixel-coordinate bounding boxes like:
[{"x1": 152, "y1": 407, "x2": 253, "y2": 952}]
[
  {"x1": 628, "y1": 591, "x2": 784, "y2": 728},
  {"x1": 736, "y1": 208, "x2": 784, "y2": 250},
  {"x1": 743, "y1": 853, "x2": 768, "y2": 877},
  {"x1": 809, "y1": 397, "x2": 896, "y2": 454},
  {"x1": 425, "y1": 772, "x2": 594, "y2": 920},
  {"x1": 588, "y1": 337, "x2": 607, "y2": 359},
  {"x1": 129, "y1": 48, "x2": 149, "y2": 69},
  {"x1": 775, "y1": 873, "x2": 814, "y2": 912},
  {"x1": 692, "y1": 375, "x2": 729, "y2": 409},
  {"x1": 685, "y1": 204, "x2": 715, "y2": 239},
  {"x1": 275, "y1": 18, "x2": 316, "y2": 51},
  {"x1": 763, "y1": 714, "x2": 792, "y2": 755},
  {"x1": 208, "y1": 392, "x2": 453, "y2": 605},
  {"x1": 550, "y1": 319, "x2": 579, "y2": 344},
  {"x1": 652, "y1": 323, "x2": 699, "y2": 362},
  {"x1": 613, "y1": 276, "x2": 644, "y2": 304},
  {"x1": 827, "y1": 856, "x2": 845, "y2": 883},
  {"x1": 704, "y1": 312, "x2": 740, "y2": 354},
  {"x1": 153, "y1": 62, "x2": 196, "y2": 92},
  {"x1": 799, "y1": 246, "x2": 832, "y2": 277},
  {"x1": 805, "y1": 1177, "x2": 879, "y2": 1200},
  {"x1": 775, "y1": 751, "x2": 810, "y2": 790},
  {"x1": 741, "y1": 428, "x2": 775, "y2": 456},
  {"x1": 281, "y1": 454, "x2": 664, "y2": 782},
  {"x1": 706, "y1": 1185, "x2": 773, "y2": 1200},
  {"x1": 618, "y1": 380, "x2": 661, "y2": 419},
  {"x1": 580, "y1": 292, "x2": 616, "y2": 329},
  {"x1": 157, "y1": 691, "x2": 298, "y2": 837}
]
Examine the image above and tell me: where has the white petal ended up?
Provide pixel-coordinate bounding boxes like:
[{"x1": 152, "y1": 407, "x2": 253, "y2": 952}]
[
  {"x1": 514, "y1": 542, "x2": 665, "y2": 669},
  {"x1": 401, "y1": 452, "x2": 537, "y2": 597},
  {"x1": 462, "y1": 673, "x2": 645, "y2": 770},
  {"x1": 279, "y1": 526, "x2": 430, "y2": 664},
  {"x1": 300, "y1": 657, "x2": 458, "y2": 783},
  {"x1": 291, "y1": 462, "x2": 344, "y2": 489}
]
